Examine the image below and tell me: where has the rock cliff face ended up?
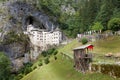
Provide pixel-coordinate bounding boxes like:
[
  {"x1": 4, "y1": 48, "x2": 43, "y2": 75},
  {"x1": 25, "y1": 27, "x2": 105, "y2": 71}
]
[
  {"x1": 0, "y1": 1, "x2": 56, "y2": 70},
  {"x1": 8, "y1": 1, "x2": 56, "y2": 31}
]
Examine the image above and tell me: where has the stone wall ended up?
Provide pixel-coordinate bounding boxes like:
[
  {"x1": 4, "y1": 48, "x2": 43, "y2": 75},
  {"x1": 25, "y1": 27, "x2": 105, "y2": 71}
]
[{"x1": 91, "y1": 63, "x2": 120, "y2": 78}]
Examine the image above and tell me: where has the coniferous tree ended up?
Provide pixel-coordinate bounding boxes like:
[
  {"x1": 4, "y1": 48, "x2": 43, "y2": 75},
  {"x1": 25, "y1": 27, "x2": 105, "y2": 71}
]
[
  {"x1": 95, "y1": 0, "x2": 115, "y2": 30},
  {"x1": 37, "y1": 0, "x2": 120, "y2": 37}
]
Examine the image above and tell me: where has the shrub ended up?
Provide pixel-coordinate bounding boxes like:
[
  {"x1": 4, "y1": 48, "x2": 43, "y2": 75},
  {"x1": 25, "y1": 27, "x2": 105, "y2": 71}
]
[
  {"x1": 41, "y1": 48, "x2": 57, "y2": 57},
  {"x1": 24, "y1": 66, "x2": 32, "y2": 75},
  {"x1": 38, "y1": 60, "x2": 43, "y2": 67},
  {"x1": 47, "y1": 48, "x2": 55, "y2": 55},
  {"x1": 23, "y1": 62, "x2": 33, "y2": 67},
  {"x1": 54, "y1": 56, "x2": 57, "y2": 60},
  {"x1": 41, "y1": 51, "x2": 47, "y2": 57},
  {"x1": 33, "y1": 66, "x2": 37, "y2": 70},
  {"x1": 18, "y1": 62, "x2": 33, "y2": 75},
  {"x1": 0, "y1": 52, "x2": 11, "y2": 80},
  {"x1": 44, "y1": 57, "x2": 50, "y2": 64},
  {"x1": 14, "y1": 73, "x2": 24, "y2": 80},
  {"x1": 81, "y1": 37, "x2": 88, "y2": 44},
  {"x1": 53, "y1": 50, "x2": 58, "y2": 55},
  {"x1": 38, "y1": 62, "x2": 43, "y2": 66}
]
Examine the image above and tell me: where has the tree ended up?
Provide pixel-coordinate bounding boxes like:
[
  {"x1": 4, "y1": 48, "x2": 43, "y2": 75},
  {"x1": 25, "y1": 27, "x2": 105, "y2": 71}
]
[
  {"x1": 95, "y1": 0, "x2": 114, "y2": 30},
  {"x1": 37, "y1": 0, "x2": 120, "y2": 37},
  {"x1": 108, "y1": 18, "x2": 120, "y2": 31},
  {"x1": 0, "y1": 52, "x2": 11, "y2": 80},
  {"x1": 80, "y1": 0, "x2": 100, "y2": 32},
  {"x1": 91, "y1": 22, "x2": 103, "y2": 33}
]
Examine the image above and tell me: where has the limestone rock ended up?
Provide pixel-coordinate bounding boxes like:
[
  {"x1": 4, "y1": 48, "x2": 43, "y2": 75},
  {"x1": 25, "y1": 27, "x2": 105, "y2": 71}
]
[{"x1": 0, "y1": 0, "x2": 56, "y2": 70}]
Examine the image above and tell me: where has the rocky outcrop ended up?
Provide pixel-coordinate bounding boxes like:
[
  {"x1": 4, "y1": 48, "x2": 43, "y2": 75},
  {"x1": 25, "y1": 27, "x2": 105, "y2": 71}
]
[
  {"x1": 0, "y1": 0, "x2": 56, "y2": 70},
  {"x1": 8, "y1": 1, "x2": 56, "y2": 31}
]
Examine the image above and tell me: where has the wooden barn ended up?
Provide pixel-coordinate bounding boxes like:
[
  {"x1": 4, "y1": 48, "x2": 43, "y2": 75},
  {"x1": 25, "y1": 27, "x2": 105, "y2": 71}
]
[{"x1": 73, "y1": 44, "x2": 93, "y2": 73}]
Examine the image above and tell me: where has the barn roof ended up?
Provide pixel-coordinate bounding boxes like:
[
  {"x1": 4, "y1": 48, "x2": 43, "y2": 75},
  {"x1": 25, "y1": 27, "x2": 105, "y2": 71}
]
[{"x1": 73, "y1": 44, "x2": 93, "y2": 50}]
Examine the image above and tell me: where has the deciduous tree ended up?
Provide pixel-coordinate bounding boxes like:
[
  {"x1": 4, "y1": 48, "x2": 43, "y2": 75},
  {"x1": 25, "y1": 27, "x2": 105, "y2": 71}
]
[{"x1": 108, "y1": 18, "x2": 120, "y2": 31}]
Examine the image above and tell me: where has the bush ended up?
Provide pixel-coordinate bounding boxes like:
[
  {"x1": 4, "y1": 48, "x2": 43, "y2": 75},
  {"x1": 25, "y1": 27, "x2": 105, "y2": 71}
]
[
  {"x1": 53, "y1": 50, "x2": 58, "y2": 55},
  {"x1": 47, "y1": 48, "x2": 55, "y2": 55},
  {"x1": 24, "y1": 66, "x2": 32, "y2": 75},
  {"x1": 0, "y1": 52, "x2": 11, "y2": 80},
  {"x1": 41, "y1": 51, "x2": 47, "y2": 57},
  {"x1": 14, "y1": 73, "x2": 24, "y2": 80},
  {"x1": 33, "y1": 66, "x2": 37, "y2": 70},
  {"x1": 38, "y1": 60, "x2": 43, "y2": 67},
  {"x1": 44, "y1": 57, "x2": 50, "y2": 64},
  {"x1": 38, "y1": 62, "x2": 43, "y2": 66},
  {"x1": 23, "y1": 62, "x2": 33, "y2": 67},
  {"x1": 54, "y1": 56, "x2": 57, "y2": 60},
  {"x1": 19, "y1": 62, "x2": 33, "y2": 75},
  {"x1": 81, "y1": 37, "x2": 88, "y2": 44}
]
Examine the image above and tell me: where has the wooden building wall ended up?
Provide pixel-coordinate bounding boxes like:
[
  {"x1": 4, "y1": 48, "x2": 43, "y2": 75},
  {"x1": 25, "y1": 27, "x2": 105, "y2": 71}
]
[{"x1": 74, "y1": 49, "x2": 92, "y2": 72}]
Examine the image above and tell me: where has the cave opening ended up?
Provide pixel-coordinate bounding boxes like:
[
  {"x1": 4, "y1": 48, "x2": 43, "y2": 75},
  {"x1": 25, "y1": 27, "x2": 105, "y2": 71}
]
[
  {"x1": 26, "y1": 16, "x2": 46, "y2": 30},
  {"x1": 26, "y1": 16, "x2": 34, "y2": 25}
]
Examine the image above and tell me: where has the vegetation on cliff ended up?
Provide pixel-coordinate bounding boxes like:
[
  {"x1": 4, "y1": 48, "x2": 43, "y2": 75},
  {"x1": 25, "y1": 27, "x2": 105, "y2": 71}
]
[
  {"x1": 3, "y1": 31, "x2": 29, "y2": 45},
  {"x1": 35, "y1": 0, "x2": 120, "y2": 37},
  {"x1": 0, "y1": 52, "x2": 11, "y2": 80}
]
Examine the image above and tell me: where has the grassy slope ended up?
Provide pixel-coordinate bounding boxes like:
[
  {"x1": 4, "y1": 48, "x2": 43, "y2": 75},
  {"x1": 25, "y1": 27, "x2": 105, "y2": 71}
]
[
  {"x1": 21, "y1": 54, "x2": 118, "y2": 80},
  {"x1": 22, "y1": 36, "x2": 120, "y2": 80},
  {"x1": 92, "y1": 36, "x2": 120, "y2": 63},
  {"x1": 93, "y1": 36, "x2": 120, "y2": 54},
  {"x1": 58, "y1": 37, "x2": 120, "y2": 63},
  {"x1": 58, "y1": 39, "x2": 82, "y2": 57},
  {"x1": 58, "y1": 36, "x2": 120, "y2": 56}
]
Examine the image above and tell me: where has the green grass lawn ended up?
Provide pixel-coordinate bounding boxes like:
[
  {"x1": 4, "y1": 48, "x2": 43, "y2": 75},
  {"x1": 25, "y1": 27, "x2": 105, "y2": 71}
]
[
  {"x1": 58, "y1": 36, "x2": 120, "y2": 57},
  {"x1": 21, "y1": 54, "x2": 119, "y2": 80},
  {"x1": 93, "y1": 36, "x2": 120, "y2": 54},
  {"x1": 22, "y1": 36, "x2": 120, "y2": 80},
  {"x1": 92, "y1": 36, "x2": 120, "y2": 63},
  {"x1": 58, "y1": 39, "x2": 82, "y2": 57},
  {"x1": 58, "y1": 37, "x2": 120, "y2": 63}
]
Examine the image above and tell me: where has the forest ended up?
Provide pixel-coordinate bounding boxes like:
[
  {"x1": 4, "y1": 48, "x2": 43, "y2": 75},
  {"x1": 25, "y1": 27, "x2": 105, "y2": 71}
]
[
  {"x1": 0, "y1": 0, "x2": 120, "y2": 80},
  {"x1": 36, "y1": 0, "x2": 120, "y2": 37}
]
